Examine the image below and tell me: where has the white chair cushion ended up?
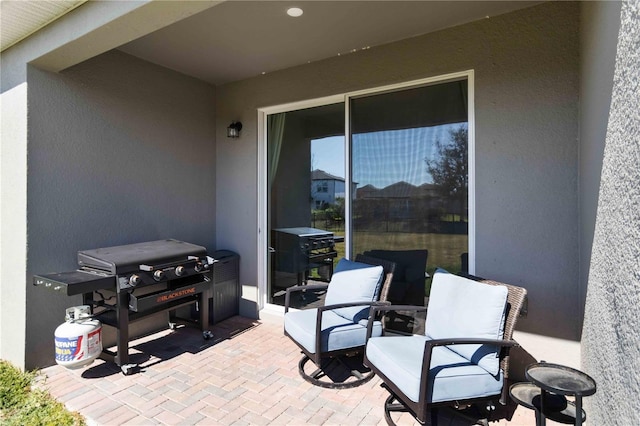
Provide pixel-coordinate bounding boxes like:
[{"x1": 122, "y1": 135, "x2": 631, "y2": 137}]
[
  {"x1": 425, "y1": 269, "x2": 508, "y2": 376},
  {"x1": 366, "y1": 335, "x2": 503, "y2": 403},
  {"x1": 324, "y1": 258, "x2": 384, "y2": 322},
  {"x1": 284, "y1": 308, "x2": 382, "y2": 354}
]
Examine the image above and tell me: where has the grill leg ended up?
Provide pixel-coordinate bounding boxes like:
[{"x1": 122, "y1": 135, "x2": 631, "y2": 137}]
[
  {"x1": 82, "y1": 292, "x2": 94, "y2": 309},
  {"x1": 115, "y1": 290, "x2": 130, "y2": 367},
  {"x1": 200, "y1": 288, "x2": 211, "y2": 331}
]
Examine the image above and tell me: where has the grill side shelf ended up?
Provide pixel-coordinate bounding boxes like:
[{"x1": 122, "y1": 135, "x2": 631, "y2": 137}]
[{"x1": 33, "y1": 271, "x2": 116, "y2": 296}]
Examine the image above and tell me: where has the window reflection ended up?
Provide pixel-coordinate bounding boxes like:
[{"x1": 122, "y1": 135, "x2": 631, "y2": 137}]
[
  {"x1": 267, "y1": 79, "x2": 470, "y2": 308},
  {"x1": 267, "y1": 105, "x2": 345, "y2": 307},
  {"x1": 351, "y1": 80, "x2": 468, "y2": 277}
]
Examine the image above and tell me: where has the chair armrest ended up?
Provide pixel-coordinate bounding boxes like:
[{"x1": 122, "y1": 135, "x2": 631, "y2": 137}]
[
  {"x1": 366, "y1": 305, "x2": 428, "y2": 340},
  {"x1": 284, "y1": 283, "x2": 329, "y2": 312},
  {"x1": 424, "y1": 337, "x2": 519, "y2": 349},
  {"x1": 370, "y1": 304, "x2": 428, "y2": 315},
  {"x1": 317, "y1": 300, "x2": 389, "y2": 313}
]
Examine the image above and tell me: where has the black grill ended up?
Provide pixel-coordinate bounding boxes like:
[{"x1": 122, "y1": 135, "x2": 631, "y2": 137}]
[
  {"x1": 272, "y1": 227, "x2": 338, "y2": 283},
  {"x1": 34, "y1": 239, "x2": 214, "y2": 374}
]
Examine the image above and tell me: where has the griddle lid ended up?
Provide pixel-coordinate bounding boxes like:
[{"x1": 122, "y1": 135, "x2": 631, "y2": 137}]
[{"x1": 77, "y1": 239, "x2": 207, "y2": 274}]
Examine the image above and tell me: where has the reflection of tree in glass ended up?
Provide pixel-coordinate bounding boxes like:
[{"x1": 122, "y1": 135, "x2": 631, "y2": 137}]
[{"x1": 426, "y1": 125, "x2": 468, "y2": 222}]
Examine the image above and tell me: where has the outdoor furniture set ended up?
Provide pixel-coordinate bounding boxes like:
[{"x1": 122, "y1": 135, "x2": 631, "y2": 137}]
[{"x1": 283, "y1": 252, "x2": 596, "y2": 425}]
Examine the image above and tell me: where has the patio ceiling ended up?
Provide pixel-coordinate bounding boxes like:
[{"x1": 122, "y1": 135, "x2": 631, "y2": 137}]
[
  {"x1": 2, "y1": 1, "x2": 540, "y2": 85},
  {"x1": 118, "y1": 0, "x2": 540, "y2": 86}
]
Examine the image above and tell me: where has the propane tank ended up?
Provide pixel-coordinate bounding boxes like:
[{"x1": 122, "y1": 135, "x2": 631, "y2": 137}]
[{"x1": 54, "y1": 305, "x2": 102, "y2": 369}]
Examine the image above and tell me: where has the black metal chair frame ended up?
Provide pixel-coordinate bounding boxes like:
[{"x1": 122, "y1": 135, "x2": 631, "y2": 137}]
[
  {"x1": 284, "y1": 254, "x2": 396, "y2": 389},
  {"x1": 364, "y1": 275, "x2": 528, "y2": 425}
]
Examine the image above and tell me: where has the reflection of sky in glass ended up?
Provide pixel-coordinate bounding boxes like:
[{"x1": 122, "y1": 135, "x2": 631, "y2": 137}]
[
  {"x1": 311, "y1": 136, "x2": 345, "y2": 178},
  {"x1": 312, "y1": 123, "x2": 464, "y2": 188}
]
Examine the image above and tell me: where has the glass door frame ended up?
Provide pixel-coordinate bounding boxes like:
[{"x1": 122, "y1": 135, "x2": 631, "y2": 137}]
[{"x1": 257, "y1": 70, "x2": 475, "y2": 314}]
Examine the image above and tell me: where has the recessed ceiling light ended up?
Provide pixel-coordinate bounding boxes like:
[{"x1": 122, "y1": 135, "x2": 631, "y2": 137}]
[{"x1": 287, "y1": 7, "x2": 303, "y2": 17}]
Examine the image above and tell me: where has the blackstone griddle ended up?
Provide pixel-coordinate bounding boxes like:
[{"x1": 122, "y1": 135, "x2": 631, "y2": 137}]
[{"x1": 34, "y1": 239, "x2": 215, "y2": 374}]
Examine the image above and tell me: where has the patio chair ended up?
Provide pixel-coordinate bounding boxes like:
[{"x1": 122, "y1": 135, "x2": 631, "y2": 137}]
[
  {"x1": 284, "y1": 254, "x2": 396, "y2": 388},
  {"x1": 364, "y1": 269, "x2": 527, "y2": 425},
  {"x1": 362, "y1": 249, "x2": 428, "y2": 332}
]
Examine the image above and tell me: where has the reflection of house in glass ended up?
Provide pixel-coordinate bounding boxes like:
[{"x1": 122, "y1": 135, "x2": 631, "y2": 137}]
[
  {"x1": 355, "y1": 181, "x2": 465, "y2": 234},
  {"x1": 310, "y1": 169, "x2": 349, "y2": 209}
]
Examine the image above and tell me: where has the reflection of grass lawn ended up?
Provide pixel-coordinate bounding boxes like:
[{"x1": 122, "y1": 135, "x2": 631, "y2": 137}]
[
  {"x1": 352, "y1": 231, "x2": 467, "y2": 274},
  {"x1": 316, "y1": 226, "x2": 467, "y2": 295},
  {"x1": 311, "y1": 225, "x2": 469, "y2": 294}
]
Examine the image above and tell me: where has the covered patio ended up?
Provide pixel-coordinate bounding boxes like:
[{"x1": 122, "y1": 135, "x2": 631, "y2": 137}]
[
  {"x1": 2, "y1": 1, "x2": 639, "y2": 424},
  {"x1": 39, "y1": 314, "x2": 537, "y2": 425}
]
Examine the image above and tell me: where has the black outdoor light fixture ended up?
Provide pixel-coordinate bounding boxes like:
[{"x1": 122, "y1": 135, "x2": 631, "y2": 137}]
[{"x1": 227, "y1": 121, "x2": 242, "y2": 138}]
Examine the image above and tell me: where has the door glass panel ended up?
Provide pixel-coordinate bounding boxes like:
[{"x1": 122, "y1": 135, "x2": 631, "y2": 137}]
[
  {"x1": 350, "y1": 80, "x2": 469, "y2": 295},
  {"x1": 267, "y1": 103, "x2": 345, "y2": 307}
]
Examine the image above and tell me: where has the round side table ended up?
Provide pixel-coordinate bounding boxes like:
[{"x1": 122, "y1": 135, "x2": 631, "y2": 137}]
[
  {"x1": 510, "y1": 382, "x2": 586, "y2": 426},
  {"x1": 511, "y1": 362, "x2": 596, "y2": 426}
]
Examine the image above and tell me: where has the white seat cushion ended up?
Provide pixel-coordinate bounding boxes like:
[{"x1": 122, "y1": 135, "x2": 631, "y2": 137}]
[
  {"x1": 425, "y1": 269, "x2": 508, "y2": 375},
  {"x1": 366, "y1": 335, "x2": 503, "y2": 403},
  {"x1": 285, "y1": 308, "x2": 382, "y2": 354}
]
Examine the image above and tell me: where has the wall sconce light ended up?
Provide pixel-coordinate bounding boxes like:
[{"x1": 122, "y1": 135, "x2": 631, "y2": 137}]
[{"x1": 227, "y1": 121, "x2": 243, "y2": 138}]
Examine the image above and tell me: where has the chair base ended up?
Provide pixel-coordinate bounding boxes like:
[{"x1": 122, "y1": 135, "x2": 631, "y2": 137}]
[
  {"x1": 298, "y1": 354, "x2": 375, "y2": 389},
  {"x1": 383, "y1": 393, "x2": 491, "y2": 426},
  {"x1": 384, "y1": 393, "x2": 423, "y2": 425}
]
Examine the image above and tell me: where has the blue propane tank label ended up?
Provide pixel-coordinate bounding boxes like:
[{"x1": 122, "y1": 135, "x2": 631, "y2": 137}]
[
  {"x1": 55, "y1": 335, "x2": 82, "y2": 362},
  {"x1": 54, "y1": 328, "x2": 100, "y2": 363}
]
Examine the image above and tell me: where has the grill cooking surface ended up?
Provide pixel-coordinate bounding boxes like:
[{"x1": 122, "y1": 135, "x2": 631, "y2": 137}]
[
  {"x1": 273, "y1": 227, "x2": 332, "y2": 237},
  {"x1": 78, "y1": 239, "x2": 207, "y2": 275}
]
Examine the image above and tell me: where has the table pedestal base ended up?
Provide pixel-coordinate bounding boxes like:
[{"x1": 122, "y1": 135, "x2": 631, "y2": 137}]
[{"x1": 510, "y1": 383, "x2": 586, "y2": 426}]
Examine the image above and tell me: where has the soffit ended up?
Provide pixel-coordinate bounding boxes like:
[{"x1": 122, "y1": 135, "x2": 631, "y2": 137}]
[
  {"x1": 119, "y1": 1, "x2": 541, "y2": 86},
  {"x1": 2, "y1": 1, "x2": 541, "y2": 86},
  {"x1": 0, "y1": 0, "x2": 88, "y2": 52}
]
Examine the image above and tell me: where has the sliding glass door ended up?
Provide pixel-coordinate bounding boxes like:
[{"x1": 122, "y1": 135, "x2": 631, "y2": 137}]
[
  {"x1": 266, "y1": 103, "x2": 346, "y2": 307},
  {"x1": 350, "y1": 79, "x2": 469, "y2": 275},
  {"x1": 262, "y1": 72, "x2": 472, "y2": 309}
]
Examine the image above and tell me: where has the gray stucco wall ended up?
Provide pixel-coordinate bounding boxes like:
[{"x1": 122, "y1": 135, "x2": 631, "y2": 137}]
[
  {"x1": 579, "y1": 0, "x2": 621, "y2": 338},
  {"x1": 26, "y1": 50, "x2": 216, "y2": 368},
  {"x1": 217, "y1": 2, "x2": 581, "y2": 339},
  {"x1": 582, "y1": 0, "x2": 640, "y2": 423},
  {"x1": 0, "y1": 0, "x2": 218, "y2": 369}
]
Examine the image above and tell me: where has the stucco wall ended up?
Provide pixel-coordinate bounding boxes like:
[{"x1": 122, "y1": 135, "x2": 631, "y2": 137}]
[
  {"x1": 579, "y1": 0, "x2": 621, "y2": 338},
  {"x1": 216, "y1": 1, "x2": 581, "y2": 339},
  {"x1": 25, "y1": 50, "x2": 216, "y2": 368},
  {"x1": 0, "y1": 83, "x2": 28, "y2": 367},
  {"x1": 582, "y1": 0, "x2": 640, "y2": 422}
]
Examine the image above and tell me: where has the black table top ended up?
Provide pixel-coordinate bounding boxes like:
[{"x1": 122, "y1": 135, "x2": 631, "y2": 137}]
[{"x1": 526, "y1": 362, "x2": 597, "y2": 396}]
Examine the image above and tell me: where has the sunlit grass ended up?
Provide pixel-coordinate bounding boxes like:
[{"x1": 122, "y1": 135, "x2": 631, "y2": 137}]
[
  {"x1": 309, "y1": 225, "x2": 467, "y2": 296},
  {"x1": 0, "y1": 360, "x2": 85, "y2": 426}
]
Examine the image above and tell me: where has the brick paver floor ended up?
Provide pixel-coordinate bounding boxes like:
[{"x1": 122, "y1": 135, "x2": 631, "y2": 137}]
[{"x1": 39, "y1": 314, "x2": 539, "y2": 425}]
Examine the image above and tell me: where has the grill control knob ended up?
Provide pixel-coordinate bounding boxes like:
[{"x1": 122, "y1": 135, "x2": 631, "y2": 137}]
[
  {"x1": 153, "y1": 270, "x2": 165, "y2": 281},
  {"x1": 129, "y1": 275, "x2": 142, "y2": 286},
  {"x1": 194, "y1": 262, "x2": 204, "y2": 272},
  {"x1": 175, "y1": 266, "x2": 185, "y2": 276}
]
